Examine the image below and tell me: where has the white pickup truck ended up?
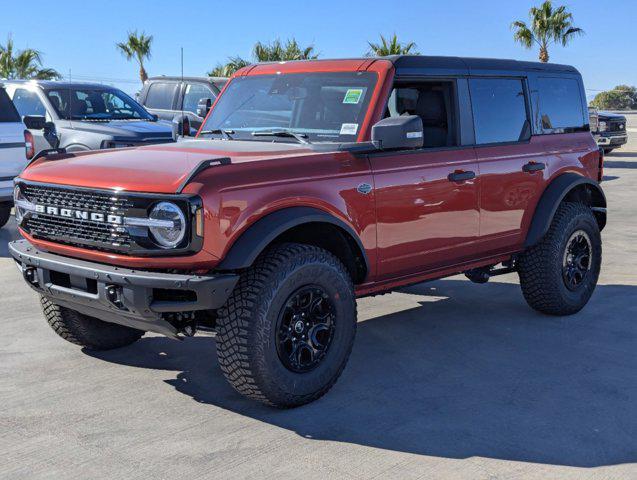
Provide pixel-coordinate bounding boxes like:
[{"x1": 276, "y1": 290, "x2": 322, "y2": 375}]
[{"x1": 0, "y1": 86, "x2": 26, "y2": 228}]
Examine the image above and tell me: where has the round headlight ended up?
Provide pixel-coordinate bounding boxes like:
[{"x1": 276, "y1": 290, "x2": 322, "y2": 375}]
[
  {"x1": 14, "y1": 185, "x2": 26, "y2": 224},
  {"x1": 148, "y1": 202, "x2": 186, "y2": 248}
]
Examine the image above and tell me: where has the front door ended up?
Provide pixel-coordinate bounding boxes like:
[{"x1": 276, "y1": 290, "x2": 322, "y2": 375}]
[{"x1": 370, "y1": 80, "x2": 480, "y2": 280}]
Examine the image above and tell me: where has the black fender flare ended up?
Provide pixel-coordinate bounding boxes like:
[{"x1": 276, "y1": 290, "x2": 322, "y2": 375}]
[
  {"x1": 524, "y1": 173, "x2": 606, "y2": 248},
  {"x1": 217, "y1": 206, "x2": 370, "y2": 273}
]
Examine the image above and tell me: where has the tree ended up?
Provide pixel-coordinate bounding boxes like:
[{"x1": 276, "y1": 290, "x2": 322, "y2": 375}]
[
  {"x1": 209, "y1": 38, "x2": 317, "y2": 78},
  {"x1": 252, "y1": 38, "x2": 318, "y2": 62},
  {"x1": 589, "y1": 85, "x2": 637, "y2": 110},
  {"x1": 116, "y1": 31, "x2": 153, "y2": 83},
  {"x1": 511, "y1": 1, "x2": 583, "y2": 63},
  {"x1": 366, "y1": 34, "x2": 418, "y2": 57},
  {"x1": 0, "y1": 35, "x2": 61, "y2": 80},
  {"x1": 208, "y1": 56, "x2": 251, "y2": 77}
]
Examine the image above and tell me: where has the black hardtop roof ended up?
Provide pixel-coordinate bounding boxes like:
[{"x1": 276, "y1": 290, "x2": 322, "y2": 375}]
[{"x1": 385, "y1": 55, "x2": 579, "y2": 74}]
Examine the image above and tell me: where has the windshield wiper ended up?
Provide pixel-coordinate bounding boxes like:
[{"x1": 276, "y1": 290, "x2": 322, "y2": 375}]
[
  {"x1": 251, "y1": 130, "x2": 310, "y2": 144},
  {"x1": 199, "y1": 129, "x2": 235, "y2": 140}
]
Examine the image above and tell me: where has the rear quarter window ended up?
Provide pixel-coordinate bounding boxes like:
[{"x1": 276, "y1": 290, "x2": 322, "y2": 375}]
[
  {"x1": 144, "y1": 82, "x2": 178, "y2": 110},
  {"x1": 536, "y1": 77, "x2": 585, "y2": 133},
  {"x1": 0, "y1": 89, "x2": 22, "y2": 123}
]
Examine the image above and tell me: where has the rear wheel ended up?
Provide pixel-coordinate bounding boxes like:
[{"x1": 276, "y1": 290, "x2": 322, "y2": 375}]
[
  {"x1": 41, "y1": 297, "x2": 144, "y2": 350},
  {"x1": 0, "y1": 205, "x2": 11, "y2": 228},
  {"x1": 518, "y1": 202, "x2": 601, "y2": 315},
  {"x1": 216, "y1": 243, "x2": 357, "y2": 408}
]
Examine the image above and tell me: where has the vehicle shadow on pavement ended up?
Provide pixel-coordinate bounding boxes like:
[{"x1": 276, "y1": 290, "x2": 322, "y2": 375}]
[
  {"x1": 604, "y1": 160, "x2": 637, "y2": 168},
  {"x1": 88, "y1": 279, "x2": 637, "y2": 468},
  {"x1": 0, "y1": 218, "x2": 19, "y2": 258}
]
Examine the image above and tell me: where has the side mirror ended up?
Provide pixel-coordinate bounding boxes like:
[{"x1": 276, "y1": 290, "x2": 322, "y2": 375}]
[
  {"x1": 172, "y1": 114, "x2": 191, "y2": 141},
  {"x1": 371, "y1": 115, "x2": 423, "y2": 150},
  {"x1": 196, "y1": 98, "x2": 212, "y2": 118},
  {"x1": 23, "y1": 115, "x2": 47, "y2": 130},
  {"x1": 149, "y1": 113, "x2": 159, "y2": 122}
]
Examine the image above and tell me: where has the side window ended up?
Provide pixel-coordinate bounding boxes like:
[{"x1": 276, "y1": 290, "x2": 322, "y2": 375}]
[
  {"x1": 11, "y1": 88, "x2": 47, "y2": 118},
  {"x1": 537, "y1": 77, "x2": 585, "y2": 133},
  {"x1": 386, "y1": 81, "x2": 457, "y2": 148},
  {"x1": 469, "y1": 78, "x2": 529, "y2": 144},
  {"x1": 144, "y1": 82, "x2": 178, "y2": 110},
  {"x1": 0, "y1": 89, "x2": 21, "y2": 123},
  {"x1": 183, "y1": 84, "x2": 214, "y2": 114}
]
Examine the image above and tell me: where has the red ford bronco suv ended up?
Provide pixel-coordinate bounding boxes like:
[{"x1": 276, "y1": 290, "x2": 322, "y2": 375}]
[{"x1": 10, "y1": 56, "x2": 606, "y2": 408}]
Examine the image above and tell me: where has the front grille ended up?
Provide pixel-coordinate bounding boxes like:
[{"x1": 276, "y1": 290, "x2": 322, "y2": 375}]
[
  {"x1": 21, "y1": 184, "x2": 134, "y2": 252},
  {"x1": 608, "y1": 121, "x2": 626, "y2": 133}
]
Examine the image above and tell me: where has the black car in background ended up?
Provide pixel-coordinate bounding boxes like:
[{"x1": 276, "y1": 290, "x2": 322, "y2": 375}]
[
  {"x1": 589, "y1": 108, "x2": 628, "y2": 153},
  {"x1": 4, "y1": 80, "x2": 174, "y2": 154},
  {"x1": 138, "y1": 76, "x2": 227, "y2": 130}
]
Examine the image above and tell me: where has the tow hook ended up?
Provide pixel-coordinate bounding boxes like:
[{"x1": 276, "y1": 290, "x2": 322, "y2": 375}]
[
  {"x1": 163, "y1": 312, "x2": 197, "y2": 337},
  {"x1": 24, "y1": 267, "x2": 38, "y2": 285},
  {"x1": 105, "y1": 285, "x2": 126, "y2": 309}
]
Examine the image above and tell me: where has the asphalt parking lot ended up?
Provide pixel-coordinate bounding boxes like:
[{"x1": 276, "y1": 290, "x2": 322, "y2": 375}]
[{"x1": 1, "y1": 121, "x2": 636, "y2": 479}]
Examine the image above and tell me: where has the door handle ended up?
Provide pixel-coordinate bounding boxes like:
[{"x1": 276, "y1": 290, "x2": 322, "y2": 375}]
[
  {"x1": 522, "y1": 161, "x2": 546, "y2": 173},
  {"x1": 448, "y1": 170, "x2": 476, "y2": 182}
]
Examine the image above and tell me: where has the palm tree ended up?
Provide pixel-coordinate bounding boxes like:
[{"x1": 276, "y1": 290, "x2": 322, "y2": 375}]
[
  {"x1": 252, "y1": 38, "x2": 318, "y2": 62},
  {"x1": 0, "y1": 35, "x2": 61, "y2": 80},
  {"x1": 209, "y1": 38, "x2": 317, "y2": 78},
  {"x1": 208, "y1": 56, "x2": 251, "y2": 77},
  {"x1": 366, "y1": 34, "x2": 419, "y2": 57},
  {"x1": 116, "y1": 31, "x2": 153, "y2": 83},
  {"x1": 511, "y1": 1, "x2": 583, "y2": 63}
]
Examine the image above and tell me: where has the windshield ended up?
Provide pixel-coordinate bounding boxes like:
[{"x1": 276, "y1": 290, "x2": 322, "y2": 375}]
[
  {"x1": 45, "y1": 87, "x2": 152, "y2": 121},
  {"x1": 200, "y1": 71, "x2": 377, "y2": 142}
]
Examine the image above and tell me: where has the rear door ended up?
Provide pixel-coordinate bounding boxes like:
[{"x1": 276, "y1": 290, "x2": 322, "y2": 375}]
[
  {"x1": 141, "y1": 81, "x2": 180, "y2": 121},
  {"x1": 0, "y1": 88, "x2": 26, "y2": 196},
  {"x1": 470, "y1": 77, "x2": 546, "y2": 256}
]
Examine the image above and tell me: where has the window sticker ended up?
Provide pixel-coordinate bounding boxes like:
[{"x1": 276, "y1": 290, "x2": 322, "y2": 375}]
[
  {"x1": 343, "y1": 89, "x2": 363, "y2": 104},
  {"x1": 340, "y1": 123, "x2": 359, "y2": 135}
]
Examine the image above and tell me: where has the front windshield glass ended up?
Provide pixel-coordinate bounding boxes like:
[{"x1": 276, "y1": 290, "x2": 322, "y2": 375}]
[
  {"x1": 201, "y1": 71, "x2": 377, "y2": 142},
  {"x1": 45, "y1": 87, "x2": 152, "y2": 121}
]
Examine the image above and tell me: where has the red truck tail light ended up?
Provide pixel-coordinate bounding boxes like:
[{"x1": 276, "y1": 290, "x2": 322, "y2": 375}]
[
  {"x1": 598, "y1": 147, "x2": 604, "y2": 182},
  {"x1": 24, "y1": 130, "x2": 35, "y2": 160}
]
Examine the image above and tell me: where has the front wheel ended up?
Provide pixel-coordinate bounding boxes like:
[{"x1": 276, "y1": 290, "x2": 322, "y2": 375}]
[
  {"x1": 518, "y1": 202, "x2": 601, "y2": 315},
  {"x1": 216, "y1": 243, "x2": 357, "y2": 408},
  {"x1": 41, "y1": 297, "x2": 144, "y2": 350}
]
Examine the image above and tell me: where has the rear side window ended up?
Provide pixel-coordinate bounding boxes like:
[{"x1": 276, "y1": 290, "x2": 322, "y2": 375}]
[
  {"x1": 470, "y1": 78, "x2": 529, "y2": 144},
  {"x1": 537, "y1": 77, "x2": 585, "y2": 133},
  {"x1": 0, "y1": 89, "x2": 21, "y2": 123},
  {"x1": 144, "y1": 82, "x2": 178, "y2": 109}
]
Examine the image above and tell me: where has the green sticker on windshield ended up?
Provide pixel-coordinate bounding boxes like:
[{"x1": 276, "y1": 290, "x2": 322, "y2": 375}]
[{"x1": 343, "y1": 89, "x2": 363, "y2": 104}]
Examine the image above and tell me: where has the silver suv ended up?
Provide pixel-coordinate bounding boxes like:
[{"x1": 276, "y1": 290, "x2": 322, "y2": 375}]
[{"x1": 0, "y1": 86, "x2": 26, "y2": 228}]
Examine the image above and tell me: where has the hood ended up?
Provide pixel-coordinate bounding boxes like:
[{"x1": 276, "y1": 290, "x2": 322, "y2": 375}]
[
  {"x1": 596, "y1": 111, "x2": 626, "y2": 120},
  {"x1": 20, "y1": 139, "x2": 319, "y2": 194},
  {"x1": 59, "y1": 119, "x2": 173, "y2": 140}
]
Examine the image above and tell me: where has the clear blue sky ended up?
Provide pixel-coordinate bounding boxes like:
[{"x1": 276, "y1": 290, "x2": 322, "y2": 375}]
[{"x1": 2, "y1": 0, "x2": 635, "y2": 98}]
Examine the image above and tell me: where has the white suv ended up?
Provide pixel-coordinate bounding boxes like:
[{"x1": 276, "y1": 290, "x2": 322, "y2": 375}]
[{"x1": 0, "y1": 87, "x2": 26, "y2": 228}]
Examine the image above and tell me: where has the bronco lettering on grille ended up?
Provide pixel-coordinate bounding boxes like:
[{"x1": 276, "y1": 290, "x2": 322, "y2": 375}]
[{"x1": 34, "y1": 204, "x2": 123, "y2": 225}]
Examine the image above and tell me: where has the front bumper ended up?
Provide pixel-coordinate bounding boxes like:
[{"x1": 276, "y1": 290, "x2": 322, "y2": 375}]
[
  {"x1": 9, "y1": 239, "x2": 238, "y2": 338},
  {"x1": 595, "y1": 134, "x2": 628, "y2": 147}
]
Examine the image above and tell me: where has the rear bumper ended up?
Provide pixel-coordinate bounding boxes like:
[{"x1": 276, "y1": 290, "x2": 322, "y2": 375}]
[{"x1": 9, "y1": 239, "x2": 238, "y2": 338}]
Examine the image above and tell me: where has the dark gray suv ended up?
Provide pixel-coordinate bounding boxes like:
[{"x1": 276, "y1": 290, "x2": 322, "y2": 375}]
[
  {"x1": 4, "y1": 81, "x2": 174, "y2": 154},
  {"x1": 138, "y1": 76, "x2": 227, "y2": 130}
]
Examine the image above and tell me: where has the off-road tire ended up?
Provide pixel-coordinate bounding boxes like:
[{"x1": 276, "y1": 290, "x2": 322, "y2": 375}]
[
  {"x1": 0, "y1": 205, "x2": 11, "y2": 228},
  {"x1": 518, "y1": 202, "x2": 601, "y2": 315},
  {"x1": 216, "y1": 243, "x2": 357, "y2": 408},
  {"x1": 41, "y1": 296, "x2": 144, "y2": 350}
]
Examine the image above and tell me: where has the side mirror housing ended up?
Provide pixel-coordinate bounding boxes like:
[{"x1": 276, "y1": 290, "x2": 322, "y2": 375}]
[
  {"x1": 23, "y1": 115, "x2": 47, "y2": 130},
  {"x1": 371, "y1": 115, "x2": 423, "y2": 150},
  {"x1": 196, "y1": 98, "x2": 212, "y2": 118},
  {"x1": 149, "y1": 113, "x2": 159, "y2": 122},
  {"x1": 172, "y1": 115, "x2": 191, "y2": 141}
]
